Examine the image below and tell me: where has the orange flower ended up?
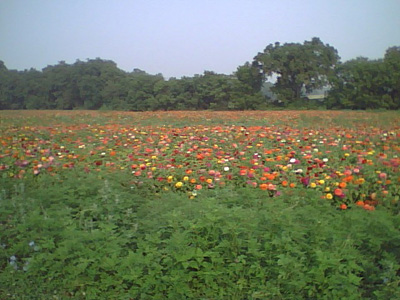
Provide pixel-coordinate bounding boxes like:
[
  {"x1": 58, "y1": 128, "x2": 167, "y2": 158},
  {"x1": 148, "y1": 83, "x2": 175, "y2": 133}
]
[
  {"x1": 338, "y1": 182, "x2": 347, "y2": 188},
  {"x1": 289, "y1": 182, "x2": 296, "y2": 188},
  {"x1": 239, "y1": 169, "x2": 247, "y2": 176},
  {"x1": 343, "y1": 175, "x2": 353, "y2": 183},
  {"x1": 363, "y1": 204, "x2": 375, "y2": 211},
  {"x1": 334, "y1": 188, "x2": 343, "y2": 196},
  {"x1": 281, "y1": 180, "x2": 288, "y2": 187},
  {"x1": 339, "y1": 203, "x2": 347, "y2": 210},
  {"x1": 259, "y1": 183, "x2": 268, "y2": 190}
]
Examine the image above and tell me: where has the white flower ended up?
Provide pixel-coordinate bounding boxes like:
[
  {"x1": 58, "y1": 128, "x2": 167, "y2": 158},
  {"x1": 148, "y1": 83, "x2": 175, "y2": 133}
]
[
  {"x1": 294, "y1": 169, "x2": 303, "y2": 174},
  {"x1": 322, "y1": 158, "x2": 329, "y2": 162},
  {"x1": 223, "y1": 166, "x2": 230, "y2": 172},
  {"x1": 289, "y1": 158, "x2": 296, "y2": 163}
]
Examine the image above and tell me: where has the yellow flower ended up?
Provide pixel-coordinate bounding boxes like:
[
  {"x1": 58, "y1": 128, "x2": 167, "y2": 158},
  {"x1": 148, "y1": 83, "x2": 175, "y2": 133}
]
[
  {"x1": 325, "y1": 187, "x2": 330, "y2": 192},
  {"x1": 167, "y1": 176, "x2": 173, "y2": 183},
  {"x1": 183, "y1": 176, "x2": 189, "y2": 181},
  {"x1": 318, "y1": 180, "x2": 325, "y2": 185},
  {"x1": 310, "y1": 182, "x2": 317, "y2": 188},
  {"x1": 326, "y1": 193, "x2": 333, "y2": 200},
  {"x1": 206, "y1": 178, "x2": 213, "y2": 184},
  {"x1": 175, "y1": 182, "x2": 183, "y2": 188}
]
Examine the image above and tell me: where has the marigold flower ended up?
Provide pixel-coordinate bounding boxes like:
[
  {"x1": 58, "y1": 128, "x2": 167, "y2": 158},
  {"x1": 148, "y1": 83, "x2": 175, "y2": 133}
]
[
  {"x1": 334, "y1": 188, "x2": 343, "y2": 196},
  {"x1": 175, "y1": 182, "x2": 183, "y2": 188},
  {"x1": 363, "y1": 204, "x2": 375, "y2": 211},
  {"x1": 355, "y1": 178, "x2": 365, "y2": 185}
]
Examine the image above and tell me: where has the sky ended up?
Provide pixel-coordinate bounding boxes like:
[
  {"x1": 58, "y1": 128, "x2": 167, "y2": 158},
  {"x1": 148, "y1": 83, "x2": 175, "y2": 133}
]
[{"x1": 0, "y1": 0, "x2": 399, "y2": 78}]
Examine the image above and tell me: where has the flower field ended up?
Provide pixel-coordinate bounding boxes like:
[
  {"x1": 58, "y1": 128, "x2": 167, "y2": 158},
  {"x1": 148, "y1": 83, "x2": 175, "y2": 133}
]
[
  {"x1": 1, "y1": 110, "x2": 400, "y2": 299},
  {"x1": 1, "y1": 110, "x2": 399, "y2": 210}
]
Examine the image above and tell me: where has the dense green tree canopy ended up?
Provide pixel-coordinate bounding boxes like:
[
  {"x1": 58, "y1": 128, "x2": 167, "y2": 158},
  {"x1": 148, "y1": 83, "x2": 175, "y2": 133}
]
[
  {"x1": 327, "y1": 50, "x2": 400, "y2": 110},
  {"x1": 254, "y1": 37, "x2": 339, "y2": 104},
  {"x1": 0, "y1": 39, "x2": 399, "y2": 110}
]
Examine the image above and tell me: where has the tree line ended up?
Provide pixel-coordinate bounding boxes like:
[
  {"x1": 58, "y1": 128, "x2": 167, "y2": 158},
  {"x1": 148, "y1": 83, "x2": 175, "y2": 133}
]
[{"x1": 0, "y1": 37, "x2": 399, "y2": 110}]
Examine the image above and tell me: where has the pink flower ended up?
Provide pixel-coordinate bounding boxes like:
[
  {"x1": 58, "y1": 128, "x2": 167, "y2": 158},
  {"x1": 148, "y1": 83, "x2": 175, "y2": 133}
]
[{"x1": 379, "y1": 172, "x2": 387, "y2": 179}]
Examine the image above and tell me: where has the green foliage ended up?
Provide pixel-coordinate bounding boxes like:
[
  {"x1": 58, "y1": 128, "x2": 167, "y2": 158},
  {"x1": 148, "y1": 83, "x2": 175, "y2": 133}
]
[
  {"x1": 254, "y1": 37, "x2": 339, "y2": 105},
  {"x1": 327, "y1": 49, "x2": 400, "y2": 110},
  {"x1": 0, "y1": 40, "x2": 399, "y2": 111},
  {"x1": 1, "y1": 170, "x2": 399, "y2": 299}
]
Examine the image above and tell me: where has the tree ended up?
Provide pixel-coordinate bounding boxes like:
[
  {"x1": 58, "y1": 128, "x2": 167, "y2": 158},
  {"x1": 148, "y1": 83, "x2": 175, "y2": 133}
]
[
  {"x1": 124, "y1": 69, "x2": 164, "y2": 111},
  {"x1": 326, "y1": 53, "x2": 399, "y2": 110},
  {"x1": 384, "y1": 47, "x2": 400, "y2": 107},
  {"x1": 235, "y1": 62, "x2": 263, "y2": 93},
  {"x1": 254, "y1": 37, "x2": 339, "y2": 104}
]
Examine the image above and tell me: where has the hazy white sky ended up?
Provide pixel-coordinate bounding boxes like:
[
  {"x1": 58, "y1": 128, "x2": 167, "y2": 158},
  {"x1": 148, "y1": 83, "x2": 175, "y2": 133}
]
[{"x1": 1, "y1": 0, "x2": 399, "y2": 78}]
